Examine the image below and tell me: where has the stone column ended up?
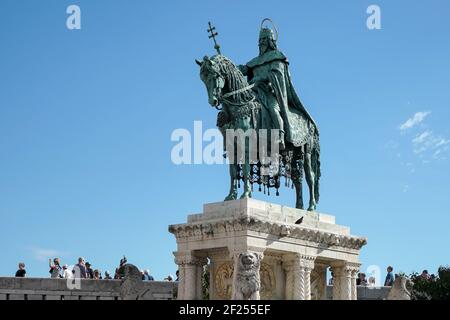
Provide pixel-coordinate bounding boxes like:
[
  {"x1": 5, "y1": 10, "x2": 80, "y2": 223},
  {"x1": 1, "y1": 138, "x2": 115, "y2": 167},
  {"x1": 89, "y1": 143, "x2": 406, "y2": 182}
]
[
  {"x1": 283, "y1": 261, "x2": 295, "y2": 300},
  {"x1": 175, "y1": 258, "x2": 186, "y2": 300},
  {"x1": 208, "y1": 260, "x2": 215, "y2": 300},
  {"x1": 230, "y1": 249, "x2": 264, "y2": 300},
  {"x1": 341, "y1": 267, "x2": 352, "y2": 300},
  {"x1": 184, "y1": 263, "x2": 197, "y2": 300},
  {"x1": 311, "y1": 262, "x2": 328, "y2": 300},
  {"x1": 330, "y1": 261, "x2": 360, "y2": 300},
  {"x1": 350, "y1": 266, "x2": 359, "y2": 300},
  {"x1": 330, "y1": 265, "x2": 341, "y2": 300},
  {"x1": 174, "y1": 251, "x2": 207, "y2": 300},
  {"x1": 296, "y1": 265, "x2": 306, "y2": 300},
  {"x1": 283, "y1": 254, "x2": 315, "y2": 300},
  {"x1": 304, "y1": 263, "x2": 313, "y2": 300}
]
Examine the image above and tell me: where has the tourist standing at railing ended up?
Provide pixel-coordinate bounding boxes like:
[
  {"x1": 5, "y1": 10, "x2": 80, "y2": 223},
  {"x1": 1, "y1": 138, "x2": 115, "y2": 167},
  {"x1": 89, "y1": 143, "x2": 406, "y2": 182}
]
[
  {"x1": 104, "y1": 270, "x2": 112, "y2": 280},
  {"x1": 73, "y1": 257, "x2": 87, "y2": 279},
  {"x1": 49, "y1": 258, "x2": 62, "y2": 278},
  {"x1": 142, "y1": 269, "x2": 154, "y2": 281},
  {"x1": 93, "y1": 269, "x2": 102, "y2": 280},
  {"x1": 62, "y1": 265, "x2": 72, "y2": 279},
  {"x1": 356, "y1": 273, "x2": 368, "y2": 286},
  {"x1": 85, "y1": 262, "x2": 94, "y2": 279},
  {"x1": 15, "y1": 262, "x2": 26, "y2": 277},
  {"x1": 384, "y1": 266, "x2": 395, "y2": 286}
]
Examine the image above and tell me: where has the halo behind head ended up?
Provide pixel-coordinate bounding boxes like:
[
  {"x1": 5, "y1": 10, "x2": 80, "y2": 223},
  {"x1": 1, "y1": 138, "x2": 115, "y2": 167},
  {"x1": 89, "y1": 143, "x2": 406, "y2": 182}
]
[{"x1": 260, "y1": 18, "x2": 278, "y2": 42}]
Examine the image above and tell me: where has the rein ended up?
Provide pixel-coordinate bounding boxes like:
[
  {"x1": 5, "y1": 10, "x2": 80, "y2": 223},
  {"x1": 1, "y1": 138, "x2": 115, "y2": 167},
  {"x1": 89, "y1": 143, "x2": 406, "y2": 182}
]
[
  {"x1": 219, "y1": 83, "x2": 256, "y2": 108},
  {"x1": 221, "y1": 83, "x2": 255, "y2": 99}
]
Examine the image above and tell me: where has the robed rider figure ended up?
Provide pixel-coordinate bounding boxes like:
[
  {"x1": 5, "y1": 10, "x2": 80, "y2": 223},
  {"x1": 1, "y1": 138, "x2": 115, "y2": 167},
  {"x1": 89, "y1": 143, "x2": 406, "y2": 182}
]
[{"x1": 238, "y1": 20, "x2": 318, "y2": 152}]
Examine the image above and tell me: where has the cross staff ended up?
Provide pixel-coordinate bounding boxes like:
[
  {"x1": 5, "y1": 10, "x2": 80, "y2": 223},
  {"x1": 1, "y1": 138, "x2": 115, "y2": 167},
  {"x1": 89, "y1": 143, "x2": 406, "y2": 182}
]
[{"x1": 207, "y1": 21, "x2": 221, "y2": 55}]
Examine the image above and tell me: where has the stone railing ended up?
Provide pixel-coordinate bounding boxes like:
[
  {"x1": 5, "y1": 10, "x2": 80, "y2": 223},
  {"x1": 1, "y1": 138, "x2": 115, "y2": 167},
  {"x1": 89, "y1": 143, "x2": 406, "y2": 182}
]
[
  {"x1": 0, "y1": 277, "x2": 390, "y2": 300},
  {"x1": 326, "y1": 285, "x2": 391, "y2": 300},
  {"x1": 0, "y1": 277, "x2": 176, "y2": 300}
]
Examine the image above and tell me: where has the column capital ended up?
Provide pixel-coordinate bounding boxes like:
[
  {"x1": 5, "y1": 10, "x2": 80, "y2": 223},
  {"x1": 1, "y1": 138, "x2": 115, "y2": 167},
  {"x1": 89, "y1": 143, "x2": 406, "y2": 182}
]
[
  {"x1": 283, "y1": 253, "x2": 316, "y2": 270},
  {"x1": 282, "y1": 259, "x2": 296, "y2": 272},
  {"x1": 330, "y1": 261, "x2": 360, "y2": 274},
  {"x1": 313, "y1": 261, "x2": 329, "y2": 270},
  {"x1": 174, "y1": 251, "x2": 208, "y2": 266},
  {"x1": 330, "y1": 261, "x2": 359, "y2": 300}
]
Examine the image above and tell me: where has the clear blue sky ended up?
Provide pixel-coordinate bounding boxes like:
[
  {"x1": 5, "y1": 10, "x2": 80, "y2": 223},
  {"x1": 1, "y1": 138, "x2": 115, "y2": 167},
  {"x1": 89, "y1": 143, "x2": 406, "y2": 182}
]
[{"x1": 1, "y1": 0, "x2": 449, "y2": 281}]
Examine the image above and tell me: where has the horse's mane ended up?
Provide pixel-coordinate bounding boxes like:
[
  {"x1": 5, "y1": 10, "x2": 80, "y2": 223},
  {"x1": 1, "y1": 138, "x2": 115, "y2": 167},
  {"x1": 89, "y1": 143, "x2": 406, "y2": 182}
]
[{"x1": 212, "y1": 55, "x2": 255, "y2": 104}]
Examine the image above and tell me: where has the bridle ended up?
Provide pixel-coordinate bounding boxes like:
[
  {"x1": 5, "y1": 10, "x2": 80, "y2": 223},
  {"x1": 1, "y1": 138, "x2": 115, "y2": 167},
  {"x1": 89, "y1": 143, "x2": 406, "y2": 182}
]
[
  {"x1": 206, "y1": 63, "x2": 255, "y2": 109},
  {"x1": 215, "y1": 76, "x2": 256, "y2": 108}
]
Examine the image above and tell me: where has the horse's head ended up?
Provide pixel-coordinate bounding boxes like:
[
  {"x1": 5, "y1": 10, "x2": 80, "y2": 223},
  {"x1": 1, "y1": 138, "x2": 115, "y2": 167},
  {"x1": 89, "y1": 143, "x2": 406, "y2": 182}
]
[{"x1": 196, "y1": 55, "x2": 225, "y2": 108}]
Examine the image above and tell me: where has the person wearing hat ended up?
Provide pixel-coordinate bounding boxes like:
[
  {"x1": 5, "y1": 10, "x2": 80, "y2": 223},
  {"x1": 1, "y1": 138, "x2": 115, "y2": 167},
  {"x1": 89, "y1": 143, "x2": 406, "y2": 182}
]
[
  {"x1": 238, "y1": 19, "x2": 318, "y2": 152},
  {"x1": 62, "y1": 264, "x2": 73, "y2": 279}
]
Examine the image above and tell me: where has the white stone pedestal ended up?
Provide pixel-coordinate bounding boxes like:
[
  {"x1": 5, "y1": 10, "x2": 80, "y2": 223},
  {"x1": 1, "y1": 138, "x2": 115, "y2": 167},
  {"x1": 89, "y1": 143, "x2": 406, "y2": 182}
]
[{"x1": 169, "y1": 199, "x2": 367, "y2": 300}]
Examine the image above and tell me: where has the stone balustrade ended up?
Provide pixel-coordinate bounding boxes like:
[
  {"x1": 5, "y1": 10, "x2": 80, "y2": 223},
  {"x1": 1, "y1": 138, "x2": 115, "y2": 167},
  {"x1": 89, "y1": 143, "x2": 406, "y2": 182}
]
[
  {"x1": 0, "y1": 277, "x2": 390, "y2": 300},
  {"x1": 0, "y1": 277, "x2": 176, "y2": 300},
  {"x1": 326, "y1": 285, "x2": 391, "y2": 300}
]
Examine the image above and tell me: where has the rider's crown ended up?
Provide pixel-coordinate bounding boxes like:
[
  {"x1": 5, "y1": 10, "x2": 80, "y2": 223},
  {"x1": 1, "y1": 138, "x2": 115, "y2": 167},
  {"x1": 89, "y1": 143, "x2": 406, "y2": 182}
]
[{"x1": 259, "y1": 28, "x2": 275, "y2": 42}]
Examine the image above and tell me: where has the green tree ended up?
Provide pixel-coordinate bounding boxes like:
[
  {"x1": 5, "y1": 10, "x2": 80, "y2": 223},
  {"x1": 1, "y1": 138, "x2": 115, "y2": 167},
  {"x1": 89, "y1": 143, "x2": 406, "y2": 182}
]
[{"x1": 410, "y1": 266, "x2": 450, "y2": 300}]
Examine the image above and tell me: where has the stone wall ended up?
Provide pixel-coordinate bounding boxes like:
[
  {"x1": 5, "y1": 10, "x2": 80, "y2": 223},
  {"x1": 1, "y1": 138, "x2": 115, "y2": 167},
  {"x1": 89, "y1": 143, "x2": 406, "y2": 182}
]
[
  {"x1": 326, "y1": 285, "x2": 390, "y2": 300},
  {"x1": 0, "y1": 277, "x2": 175, "y2": 300},
  {"x1": 0, "y1": 277, "x2": 390, "y2": 300}
]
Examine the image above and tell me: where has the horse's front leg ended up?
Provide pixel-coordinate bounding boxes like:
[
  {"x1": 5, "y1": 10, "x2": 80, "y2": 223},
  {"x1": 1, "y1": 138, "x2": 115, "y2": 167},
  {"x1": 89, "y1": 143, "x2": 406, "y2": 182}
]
[
  {"x1": 235, "y1": 117, "x2": 253, "y2": 199},
  {"x1": 225, "y1": 163, "x2": 238, "y2": 201}
]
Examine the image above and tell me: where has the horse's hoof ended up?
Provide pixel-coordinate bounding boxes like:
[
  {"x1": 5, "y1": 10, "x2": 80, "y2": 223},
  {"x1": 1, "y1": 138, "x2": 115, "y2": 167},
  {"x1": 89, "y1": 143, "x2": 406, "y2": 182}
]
[
  {"x1": 240, "y1": 192, "x2": 252, "y2": 199},
  {"x1": 307, "y1": 204, "x2": 316, "y2": 211},
  {"x1": 296, "y1": 203, "x2": 304, "y2": 210},
  {"x1": 224, "y1": 194, "x2": 237, "y2": 201}
]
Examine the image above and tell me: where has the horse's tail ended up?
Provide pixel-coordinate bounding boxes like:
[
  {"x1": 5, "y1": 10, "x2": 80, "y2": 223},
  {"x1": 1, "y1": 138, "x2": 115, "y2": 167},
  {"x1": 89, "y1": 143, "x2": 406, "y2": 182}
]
[{"x1": 311, "y1": 130, "x2": 321, "y2": 204}]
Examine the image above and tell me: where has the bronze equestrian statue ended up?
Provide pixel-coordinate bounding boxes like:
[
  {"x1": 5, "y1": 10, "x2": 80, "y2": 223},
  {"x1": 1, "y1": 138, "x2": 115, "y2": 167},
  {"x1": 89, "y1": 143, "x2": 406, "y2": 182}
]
[{"x1": 196, "y1": 19, "x2": 320, "y2": 211}]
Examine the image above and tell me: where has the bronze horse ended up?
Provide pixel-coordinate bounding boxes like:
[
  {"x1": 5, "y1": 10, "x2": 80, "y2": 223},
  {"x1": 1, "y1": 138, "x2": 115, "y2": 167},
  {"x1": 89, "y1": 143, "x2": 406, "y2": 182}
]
[{"x1": 196, "y1": 55, "x2": 320, "y2": 211}]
